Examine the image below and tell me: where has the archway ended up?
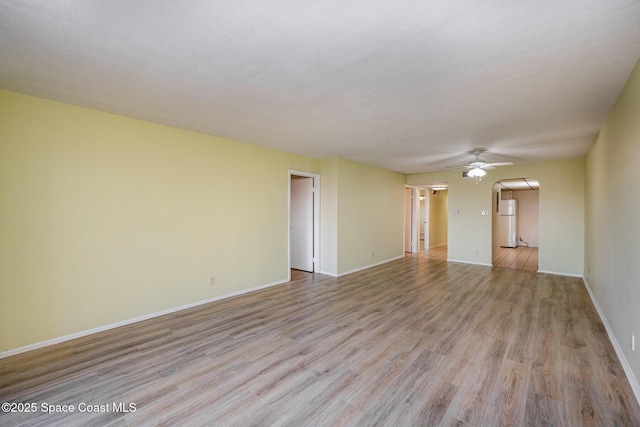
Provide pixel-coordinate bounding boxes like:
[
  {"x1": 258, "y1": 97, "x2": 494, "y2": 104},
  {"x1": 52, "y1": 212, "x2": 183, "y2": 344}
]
[{"x1": 492, "y1": 178, "x2": 539, "y2": 271}]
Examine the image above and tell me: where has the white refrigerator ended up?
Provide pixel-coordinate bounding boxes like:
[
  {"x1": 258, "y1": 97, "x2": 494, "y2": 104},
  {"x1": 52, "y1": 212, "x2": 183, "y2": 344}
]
[{"x1": 499, "y1": 199, "x2": 518, "y2": 248}]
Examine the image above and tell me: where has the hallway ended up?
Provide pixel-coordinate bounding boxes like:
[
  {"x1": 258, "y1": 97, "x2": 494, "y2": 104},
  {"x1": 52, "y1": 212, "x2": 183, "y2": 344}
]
[{"x1": 409, "y1": 243, "x2": 447, "y2": 261}]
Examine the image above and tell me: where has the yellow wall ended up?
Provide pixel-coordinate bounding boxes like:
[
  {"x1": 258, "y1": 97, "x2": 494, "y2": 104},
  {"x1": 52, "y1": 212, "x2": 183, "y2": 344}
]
[
  {"x1": 407, "y1": 157, "x2": 585, "y2": 274},
  {"x1": 0, "y1": 90, "x2": 407, "y2": 353},
  {"x1": 335, "y1": 158, "x2": 405, "y2": 274},
  {"x1": 0, "y1": 82, "x2": 602, "y2": 360},
  {"x1": 429, "y1": 190, "x2": 448, "y2": 247},
  {"x1": 585, "y1": 58, "x2": 640, "y2": 387},
  {"x1": 319, "y1": 158, "x2": 339, "y2": 275},
  {"x1": 0, "y1": 90, "x2": 321, "y2": 351}
]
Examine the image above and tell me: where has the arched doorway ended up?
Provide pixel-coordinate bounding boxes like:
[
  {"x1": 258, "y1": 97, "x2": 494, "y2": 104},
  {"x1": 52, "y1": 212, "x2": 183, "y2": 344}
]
[{"x1": 492, "y1": 178, "x2": 539, "y2": 271}]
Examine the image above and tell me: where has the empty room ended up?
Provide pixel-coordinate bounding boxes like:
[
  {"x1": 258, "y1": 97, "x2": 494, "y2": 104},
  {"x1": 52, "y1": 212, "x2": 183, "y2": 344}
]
[{"x1": 1, "y1": 2, "x2": 640, "y2": 426}]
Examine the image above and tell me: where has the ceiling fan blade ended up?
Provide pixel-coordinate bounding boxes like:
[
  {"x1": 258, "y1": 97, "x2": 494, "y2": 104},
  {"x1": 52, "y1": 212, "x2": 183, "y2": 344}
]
[
  {"x1": 484, "y1": 161, "x2": 514, "y2": 167},
  {"x1": 441, "y1": 150, "x2": 513, "y2": 171}
]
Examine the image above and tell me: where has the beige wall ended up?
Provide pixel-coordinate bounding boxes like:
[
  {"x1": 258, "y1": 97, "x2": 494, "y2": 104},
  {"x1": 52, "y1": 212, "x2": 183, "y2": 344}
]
[
  {"x1": 404, "y1": 188, "x2": 413, "y2": 252},
  {"x1": 0, "y1": 90, "x2": 406, "y2": 353},
  {"x1": 407, "y1": 157, "x2": 585, "y2": 274},
  {"x1": 585, "y1": 58, "x2": 640, "y2": 389},
  {"x1": 334, "y1": 158, "x2": 405, "y2": 275},
  {"x1": 319, "y1": 158, "x2": 339, "y2": 275},
  {"x1": 0, "y1": 90, "x2": 324, "y2": 352},
  {"x1": 429, "y1": 190, "x2": 448, "y2": 247},
  {"x1": 319, "y1": 157, "x2": 407, "y2": 277}
]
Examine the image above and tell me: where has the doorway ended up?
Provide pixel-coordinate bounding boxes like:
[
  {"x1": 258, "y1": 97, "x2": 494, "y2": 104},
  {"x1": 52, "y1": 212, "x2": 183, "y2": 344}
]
[
  {"x1": 405, "y1": 185, "x2": 448, "y2": 259},
  {"x1": 492, "y1": 178, "x2": 539, "y2": 271},
  {"x1": 289, "y1": 171, "x2": 320, "y2": 275},
  {"x1": 425, "y1": 187, "x2": 448, "y2": 251}
]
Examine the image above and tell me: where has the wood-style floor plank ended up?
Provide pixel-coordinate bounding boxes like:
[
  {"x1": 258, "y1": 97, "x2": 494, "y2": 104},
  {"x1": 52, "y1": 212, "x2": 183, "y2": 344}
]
[
  {"x1": 1, "y1": 256, "x2": 639, "y2": 426},
  {"x1": 493, "y1": 246, "x2": 539, "y2": 271}
]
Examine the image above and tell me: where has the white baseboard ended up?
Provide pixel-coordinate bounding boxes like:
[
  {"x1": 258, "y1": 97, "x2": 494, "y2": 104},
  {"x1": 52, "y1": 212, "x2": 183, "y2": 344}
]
[
  {"x1": 1, "y1": 256, "x2": 407, "y2": 358},
  {"x1": 446, "y1": 259, "x2": 493, "y2": 267},
  {"x1": 0, "y1": 278, "x2": 289, "y2": 359},
  {"x1": 583, "y1": 278, "x2": 640, "y2": 407},
  {"x1": 537, "y1": 269, "x2": 583, "y2": 278},
  {"x1": 337, "y1": 255, "x2": 405, "y2": 277},
  {"x1": 318, "y1": 270, "x2": 338, "y2": 277}
]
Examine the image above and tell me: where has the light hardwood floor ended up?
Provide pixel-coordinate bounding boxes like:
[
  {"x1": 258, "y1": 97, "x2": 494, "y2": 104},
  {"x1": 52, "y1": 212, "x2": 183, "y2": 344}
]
[
  {"x1": 412, "y1": 242, "x2": 448, "y2": 261},
  {"x1": 412, "y1": 244, "x2": 538, "y2": 272},
  {"x1": 494, "y1": 246, "x2": 539, "y2": 271},
  {"x1": 1, "y1": 257, "x2": 639, "y2": 426}
]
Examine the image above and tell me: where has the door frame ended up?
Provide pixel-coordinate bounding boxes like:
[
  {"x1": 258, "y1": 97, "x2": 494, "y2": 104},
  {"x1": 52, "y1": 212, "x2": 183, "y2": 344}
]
[
  {"x1": 404, "y1": 185, "x2": 421, "y2": 253},
  {"x1": 420, "y1": 188, "x2": 429, "y2": 250},
  {"x1": 405, "y1": 184, "x2": 448, "y2": 255},
  {"x1": 288, "y1": 170, "x2": 321, "y2": 280}
]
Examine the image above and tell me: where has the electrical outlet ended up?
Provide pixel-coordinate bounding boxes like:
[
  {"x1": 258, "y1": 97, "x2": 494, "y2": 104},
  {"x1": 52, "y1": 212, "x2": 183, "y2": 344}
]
[
  {"x1": 210, "y1": 276, "x2": 216, "y2": 286},
  {"x1": 370, "y1": 250, "x2": 374, "y2": 257},
  {"x1": 632, "y1": 334, "x2": 636, "y2": 351}
]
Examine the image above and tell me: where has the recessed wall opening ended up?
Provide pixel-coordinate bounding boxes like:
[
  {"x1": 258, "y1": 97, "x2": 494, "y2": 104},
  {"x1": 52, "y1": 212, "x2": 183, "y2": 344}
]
[
  {"x1": 492, "y1": 178, "x2": 539, "y2": 271},
  {"x1": 289, "y1": 171, "x2": 320, "y2": 278},
  {"x1": 404, "y1": 183, "x2": 448, "y2": 261}
]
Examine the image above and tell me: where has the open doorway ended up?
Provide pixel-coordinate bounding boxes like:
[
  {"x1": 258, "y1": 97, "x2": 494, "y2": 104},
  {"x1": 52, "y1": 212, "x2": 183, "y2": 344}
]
[
  {"x1": 405, "y1": 184, "x2": 448, "y2": 261},
  {"x1": 423, "y1": 186, "x2": 448, "y2": 261},
  {"x1": 289, "y1": 171, "x2": 320, "y2": 276},
  {"x1": 492, "y1": 178, "x2": 539, "y2": 271}
]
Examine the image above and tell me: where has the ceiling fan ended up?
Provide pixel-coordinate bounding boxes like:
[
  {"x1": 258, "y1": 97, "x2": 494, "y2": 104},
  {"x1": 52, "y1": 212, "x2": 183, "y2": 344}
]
[{"x1": 447, "y1": 149, "x2": 513, "y2": 177}]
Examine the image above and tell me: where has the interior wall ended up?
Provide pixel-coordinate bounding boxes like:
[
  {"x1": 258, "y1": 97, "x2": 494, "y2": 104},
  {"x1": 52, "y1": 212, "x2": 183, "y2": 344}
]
[
  {"x1": 320, "y1": 158, "x2": 338, "y2": 275},
  {"x1": 492, "y1": 184, "x2": 501, "y2": 261},
  {"x1": 585, "y1": 58, "x2": 640, "y2": 392},
  {"x1": 404, "y1": 188, "x2": 412, "y2": 252},
  {"x1": 0, "y1": 89, "x2": 321, "y2": 352},
  {"x1": 429, "y1": 190, "x2": 448, "y2": 247},
  {"x1": 0, "y1": 90, "x2": 407, "y2": 352},
  {"x1": 407, "y1": 157, "x2": 584, "y2": 275},
  {"x1": 336, "y1": 158, "x2": 405, "y2": 274}
]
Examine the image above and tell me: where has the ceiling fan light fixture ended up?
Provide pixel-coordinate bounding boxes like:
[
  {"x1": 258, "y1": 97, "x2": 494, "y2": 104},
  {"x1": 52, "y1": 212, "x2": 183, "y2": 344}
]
[{"x1": 468, "y1": 167, "x2": 486, "y2": 177}]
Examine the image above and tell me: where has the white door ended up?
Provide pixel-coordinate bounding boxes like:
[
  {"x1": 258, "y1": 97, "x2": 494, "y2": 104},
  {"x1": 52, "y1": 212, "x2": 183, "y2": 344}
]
[{"x1": 290, "y1": 177, "x2": 314, "y2": 272}]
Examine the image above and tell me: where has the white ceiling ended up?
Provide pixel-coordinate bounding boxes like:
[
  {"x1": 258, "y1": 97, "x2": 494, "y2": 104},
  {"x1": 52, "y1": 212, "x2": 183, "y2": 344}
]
[
  {"x1": 498, "y1": 178, "x2": 540, "y2": 191},
  {"x1": 1, "y1": 1, "x2": 639, "y2": 174}
]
